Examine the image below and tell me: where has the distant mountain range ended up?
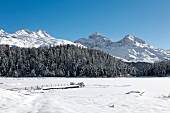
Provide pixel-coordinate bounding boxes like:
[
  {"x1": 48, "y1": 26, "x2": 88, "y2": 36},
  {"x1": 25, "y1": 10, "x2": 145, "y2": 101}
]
[
  {"x1": 0, "y1": 29, "x2": 83, "y2": 48},
  {"x1": 0, "y1": 29, "x2": 170, "y2": 63},
  {"x1": 75, "y1": 32, "x2": 170, "y2": 63}
]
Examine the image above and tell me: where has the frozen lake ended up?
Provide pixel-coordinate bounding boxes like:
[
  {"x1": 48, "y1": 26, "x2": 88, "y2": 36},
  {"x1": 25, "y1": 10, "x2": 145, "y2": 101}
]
[{"x1": 0, "y1": 77, "x2": 170, "y2": 113}]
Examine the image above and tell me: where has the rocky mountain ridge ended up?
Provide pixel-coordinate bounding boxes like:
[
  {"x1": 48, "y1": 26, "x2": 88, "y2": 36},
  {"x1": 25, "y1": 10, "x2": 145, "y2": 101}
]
[
  {"x1": 0, "y1": 29, "x2": 83, "y2": 48},
  {"x1": 75, "y1": 32, "x2": 170, "y2": 63}
]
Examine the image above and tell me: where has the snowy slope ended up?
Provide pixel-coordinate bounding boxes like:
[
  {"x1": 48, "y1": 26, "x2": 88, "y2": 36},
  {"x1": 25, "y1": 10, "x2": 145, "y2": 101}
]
[
  {"x1": 0, "y1": 29, "x2": 83, "y2": 48},
  {"x1": 75, "y1": 32, "x2": 170, "y2": 63}
]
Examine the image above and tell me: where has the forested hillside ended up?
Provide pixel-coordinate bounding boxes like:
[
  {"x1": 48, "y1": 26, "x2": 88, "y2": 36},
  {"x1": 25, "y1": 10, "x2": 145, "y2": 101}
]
[
  {"x1": 0, "y1": 45, "x2": 137, "y2": 77},
  {"x1": 131, "y1": 61, "x2": 170, "y2": 77}
]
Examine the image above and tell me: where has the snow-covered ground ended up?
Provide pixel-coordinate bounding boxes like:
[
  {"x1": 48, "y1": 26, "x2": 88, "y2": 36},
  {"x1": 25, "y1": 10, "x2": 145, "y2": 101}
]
[{"x1": 0, "y1": 77, "x2": 170, "y2": 113}]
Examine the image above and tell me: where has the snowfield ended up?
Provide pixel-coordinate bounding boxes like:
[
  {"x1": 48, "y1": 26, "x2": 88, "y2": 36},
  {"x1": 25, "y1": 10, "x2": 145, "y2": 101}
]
[{"x1": 0, "y1": 77, "x2": 170, "y2": 113}]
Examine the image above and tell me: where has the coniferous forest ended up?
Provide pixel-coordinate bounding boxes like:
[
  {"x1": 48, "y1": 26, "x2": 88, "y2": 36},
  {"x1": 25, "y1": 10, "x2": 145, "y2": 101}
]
[
  {"x1": 0, "y1": 44, "x2": 170, "y2": 77},
  {"x1": 131, "y1": 61, "x2": 170, "y2": 77},
  {"x1": 0, "y1": 45, "x2": 136, "y2": 77}
]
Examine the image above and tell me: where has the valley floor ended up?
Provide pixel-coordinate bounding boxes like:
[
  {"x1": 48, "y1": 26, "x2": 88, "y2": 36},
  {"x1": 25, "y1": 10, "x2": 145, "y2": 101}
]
[{"x1": 0, "y1": 77, "x2": 170, "y2": 113}]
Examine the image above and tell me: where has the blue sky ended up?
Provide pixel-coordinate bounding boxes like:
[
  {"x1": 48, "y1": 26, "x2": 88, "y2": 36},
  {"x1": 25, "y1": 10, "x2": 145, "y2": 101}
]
[{"x1": 0, "y1": 0, "x2": 170, "y2": 49}]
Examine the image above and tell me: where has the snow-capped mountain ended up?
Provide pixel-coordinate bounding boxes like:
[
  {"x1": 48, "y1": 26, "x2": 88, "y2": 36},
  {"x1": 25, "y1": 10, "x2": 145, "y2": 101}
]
[
  {"x1": 0, "y1": 29, "x2": 83, "y2": 48},
  {"x1": 0, "y1": 30, "x2": 7, "y2": 35},
  {"x1": 75, "y1": 32, "x2": 170, "y2": 63},
  {"x1": 1, "y1": 29, "x2": 170, "y2": 63}
]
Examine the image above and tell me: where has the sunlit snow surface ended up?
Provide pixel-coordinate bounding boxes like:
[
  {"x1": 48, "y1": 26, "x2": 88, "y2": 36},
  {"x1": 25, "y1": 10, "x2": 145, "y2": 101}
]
[
  {"x1": 0, "y1": 77, "x2": 170, "y2": 113},
  {"x1": 0, "y1": 29, "x2": 84, "y2": 48}
]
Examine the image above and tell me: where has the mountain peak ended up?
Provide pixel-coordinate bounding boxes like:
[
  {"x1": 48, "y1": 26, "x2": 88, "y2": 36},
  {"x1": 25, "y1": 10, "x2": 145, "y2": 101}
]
[
  {"x1": 124, "y1": 34, "x2": 135, "y2": 39},
  {"x1": 0, "y1": 29, "x2": 7, "y2": 35},
  {"x1": 36, "y1": 30, "x2": 46, "y2": 33},
  {"x1": 118, "y1": 34, "x2": 146, "y2": 45},
  {"x1": 89, "y1": 32, "x2": 112, "y2": 42},
  {"x1": 91, "y1": 32, "x2": 102, "y2": 36},
  {"x1": 14, "y1": 29, "x2": 31, "y2": 35},
  {"x1": 35, "y1": 30, "x2": 51, "y2": 37},
  {"x1": 75, "y1": 32, "x2": 114, "y2": 49}
]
